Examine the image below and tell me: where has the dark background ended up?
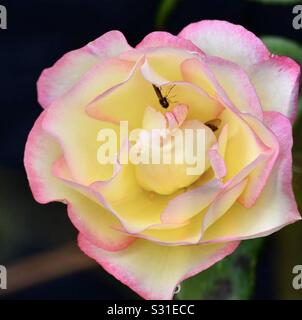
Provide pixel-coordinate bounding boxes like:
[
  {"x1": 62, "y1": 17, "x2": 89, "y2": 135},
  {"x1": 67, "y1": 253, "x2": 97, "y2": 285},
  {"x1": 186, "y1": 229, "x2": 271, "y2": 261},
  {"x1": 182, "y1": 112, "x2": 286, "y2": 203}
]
[{"x1": 0, "y1": 0, "x2": 301, "y2": 299}]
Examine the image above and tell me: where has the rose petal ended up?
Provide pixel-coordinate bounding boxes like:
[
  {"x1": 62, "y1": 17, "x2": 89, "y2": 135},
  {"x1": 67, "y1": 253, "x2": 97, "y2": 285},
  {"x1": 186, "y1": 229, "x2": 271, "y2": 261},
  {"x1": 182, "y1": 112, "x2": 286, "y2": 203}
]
[
  {"x1": 43, "y1": 58, "x2": 134, "y2": 184},
  {"x1": 86, "y1": 57, "x2": 161, "y2": 129},
  {"x1": 208, "y1": 148, "x2": 226, "y2": 179},
  {"x1": 140, "y1": 58, "x2": 223, "y2": 122},
  {"x1": 140, "y1": 47, "x2": 199, "y2": 82},
  {"x1": 249, "y1": 56, "x2": 300, "y2": 123},
  {"x1": 217, "y1": 124, "x2": 228, "y2": 157},
  {"x1": 202, "y1": 112, "x2": 301, "y2": 242},
  {"x1": 53, "y1": 153, "x2": 176, "y2": 234},
  {"x1": 181, "y1": 57, "x2": 263, "y2": 120},
  {"x1": 136, "y1": 31, "x2": 204, "y2": 54},
  {"x1": 88, "y1": 56, "x2": 223, "y2": 129},
  {"x1": 238, "y1": 113, "x2": 279, "y2": 207},
  {"x1": 179, "y1": 20, "x2": 269, "y2": 71},
  {"x1": 24, "y1": 111, "x2": 68, "y2": 203},
  {"x1": 161, "y1": 179, "x2": 223, "y2": 224},
  {"x1": 137, "y1": 213, "x2": 204, "y2": 245},
  {"x1": 202, "y1": 179, "x2": 248, "y2": 233},
  {"x1": 38, "y1": 31, "x2": 132, "y2": 109},
  {"x1": 78, "y1": 234, "x2": 239, "y2": 300},
  {"x1": 54, "y1": 157, "x2": 135, "y2": 251},
  {"x1": 24, "y1": 113, "x2": 133, "y2": 251},
  {"x1": 220, "y1": 108, "x2": 269, "y2": 182},
  {"x1": 142, "y1": 105, "x2": 166, "y2": 130},
  {"x1": 204, "y1": 56, "x2": 263, "y2": 120},
  {"x1": 67, "y1": 190, "x2": 135, "y2": 252}
]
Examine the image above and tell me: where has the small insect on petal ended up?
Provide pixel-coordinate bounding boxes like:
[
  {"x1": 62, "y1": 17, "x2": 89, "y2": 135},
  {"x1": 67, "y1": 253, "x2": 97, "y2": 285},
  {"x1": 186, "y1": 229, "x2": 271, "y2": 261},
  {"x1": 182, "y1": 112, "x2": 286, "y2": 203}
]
[{"x1": 152, "y1": 84, "x2": 175, "y2": 109}]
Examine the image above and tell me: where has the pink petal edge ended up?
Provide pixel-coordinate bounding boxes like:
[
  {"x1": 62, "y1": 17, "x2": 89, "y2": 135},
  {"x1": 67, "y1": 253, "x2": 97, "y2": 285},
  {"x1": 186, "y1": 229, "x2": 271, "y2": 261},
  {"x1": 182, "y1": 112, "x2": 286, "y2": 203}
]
[{"x1": 78, "y1": 233, "x2": 240, "y2": 300}]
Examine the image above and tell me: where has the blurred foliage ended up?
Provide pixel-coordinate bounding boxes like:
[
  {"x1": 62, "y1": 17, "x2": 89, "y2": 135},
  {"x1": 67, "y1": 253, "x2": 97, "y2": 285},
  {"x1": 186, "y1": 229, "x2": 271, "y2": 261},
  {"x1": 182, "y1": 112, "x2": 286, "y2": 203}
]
[
  {"x1": 249, "y1": 0, "x2": 301, "y2": 4},
  {"x1": 299, "y1": 98, "x2": 302, "y2": 120},
  {"x1": 0, "y1": 168, "x2": 76, "y2": 263},
  {"x1": 155, "y1": 0, "x2": 180, "y2": 29},
  {"x1": 273, "y1": 215, "x2": 302, "y2": 299},
  {"x1": 177, "y1": 239, "x2": 264, "y2": 300},
  {"x1": 272, "y1": 136, "x2": 302, "y2": 299},
  {"x1": 261, "y1": 36, "x2": 302, "y2": 65}
]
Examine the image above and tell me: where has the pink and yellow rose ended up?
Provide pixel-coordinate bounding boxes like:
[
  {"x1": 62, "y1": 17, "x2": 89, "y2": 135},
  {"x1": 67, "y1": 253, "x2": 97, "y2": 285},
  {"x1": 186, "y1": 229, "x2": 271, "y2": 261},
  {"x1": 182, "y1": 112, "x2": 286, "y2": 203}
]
[{"x1": 24, "y1": 20, "x2": 301, "y2": 299}]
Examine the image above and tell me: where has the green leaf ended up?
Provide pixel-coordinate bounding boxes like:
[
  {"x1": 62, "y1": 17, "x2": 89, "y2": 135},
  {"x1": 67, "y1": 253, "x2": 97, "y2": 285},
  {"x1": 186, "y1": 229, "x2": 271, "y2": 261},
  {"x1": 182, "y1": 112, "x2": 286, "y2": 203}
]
[
  {"x1": 177, "y1": 239, "x2": 264, "y2": 300},
  {"x1": 249, "y1": 0, "x2": 301, "y2": 4},
  {"x1": 155, "y1": 0, "x2": 180, "y2": 29},
  {"x1": 261, "y1": 36, "x2": 302, "y2": 65},
  {"x1": 299, "y1": 97, "x2": 302, "y2": 118},
  {"x1": 0, "y1": 168, "x2": 76, "y2": 262}
]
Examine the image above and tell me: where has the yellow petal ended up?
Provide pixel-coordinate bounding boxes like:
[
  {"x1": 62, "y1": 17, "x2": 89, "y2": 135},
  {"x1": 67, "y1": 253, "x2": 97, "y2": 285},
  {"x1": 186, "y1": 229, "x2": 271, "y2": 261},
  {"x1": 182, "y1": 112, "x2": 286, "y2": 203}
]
[{"x1": 79, "y1": 234, "x2": 239, "y2": 300}]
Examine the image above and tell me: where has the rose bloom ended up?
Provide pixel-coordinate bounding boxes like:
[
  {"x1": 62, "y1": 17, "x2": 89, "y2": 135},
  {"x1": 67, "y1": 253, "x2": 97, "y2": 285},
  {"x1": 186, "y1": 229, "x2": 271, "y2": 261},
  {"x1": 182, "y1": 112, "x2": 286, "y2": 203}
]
[{"x1": 24, "y1": 20, "x2": 301, "y2": 300}]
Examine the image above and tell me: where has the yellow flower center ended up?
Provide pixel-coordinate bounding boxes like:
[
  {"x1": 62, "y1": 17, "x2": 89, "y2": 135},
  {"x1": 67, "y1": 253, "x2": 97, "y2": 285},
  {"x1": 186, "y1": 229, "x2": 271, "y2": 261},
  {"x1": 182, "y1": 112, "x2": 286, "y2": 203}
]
[{"x1": 133, "y1": 105, "x2": 217, "y2": 195}]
